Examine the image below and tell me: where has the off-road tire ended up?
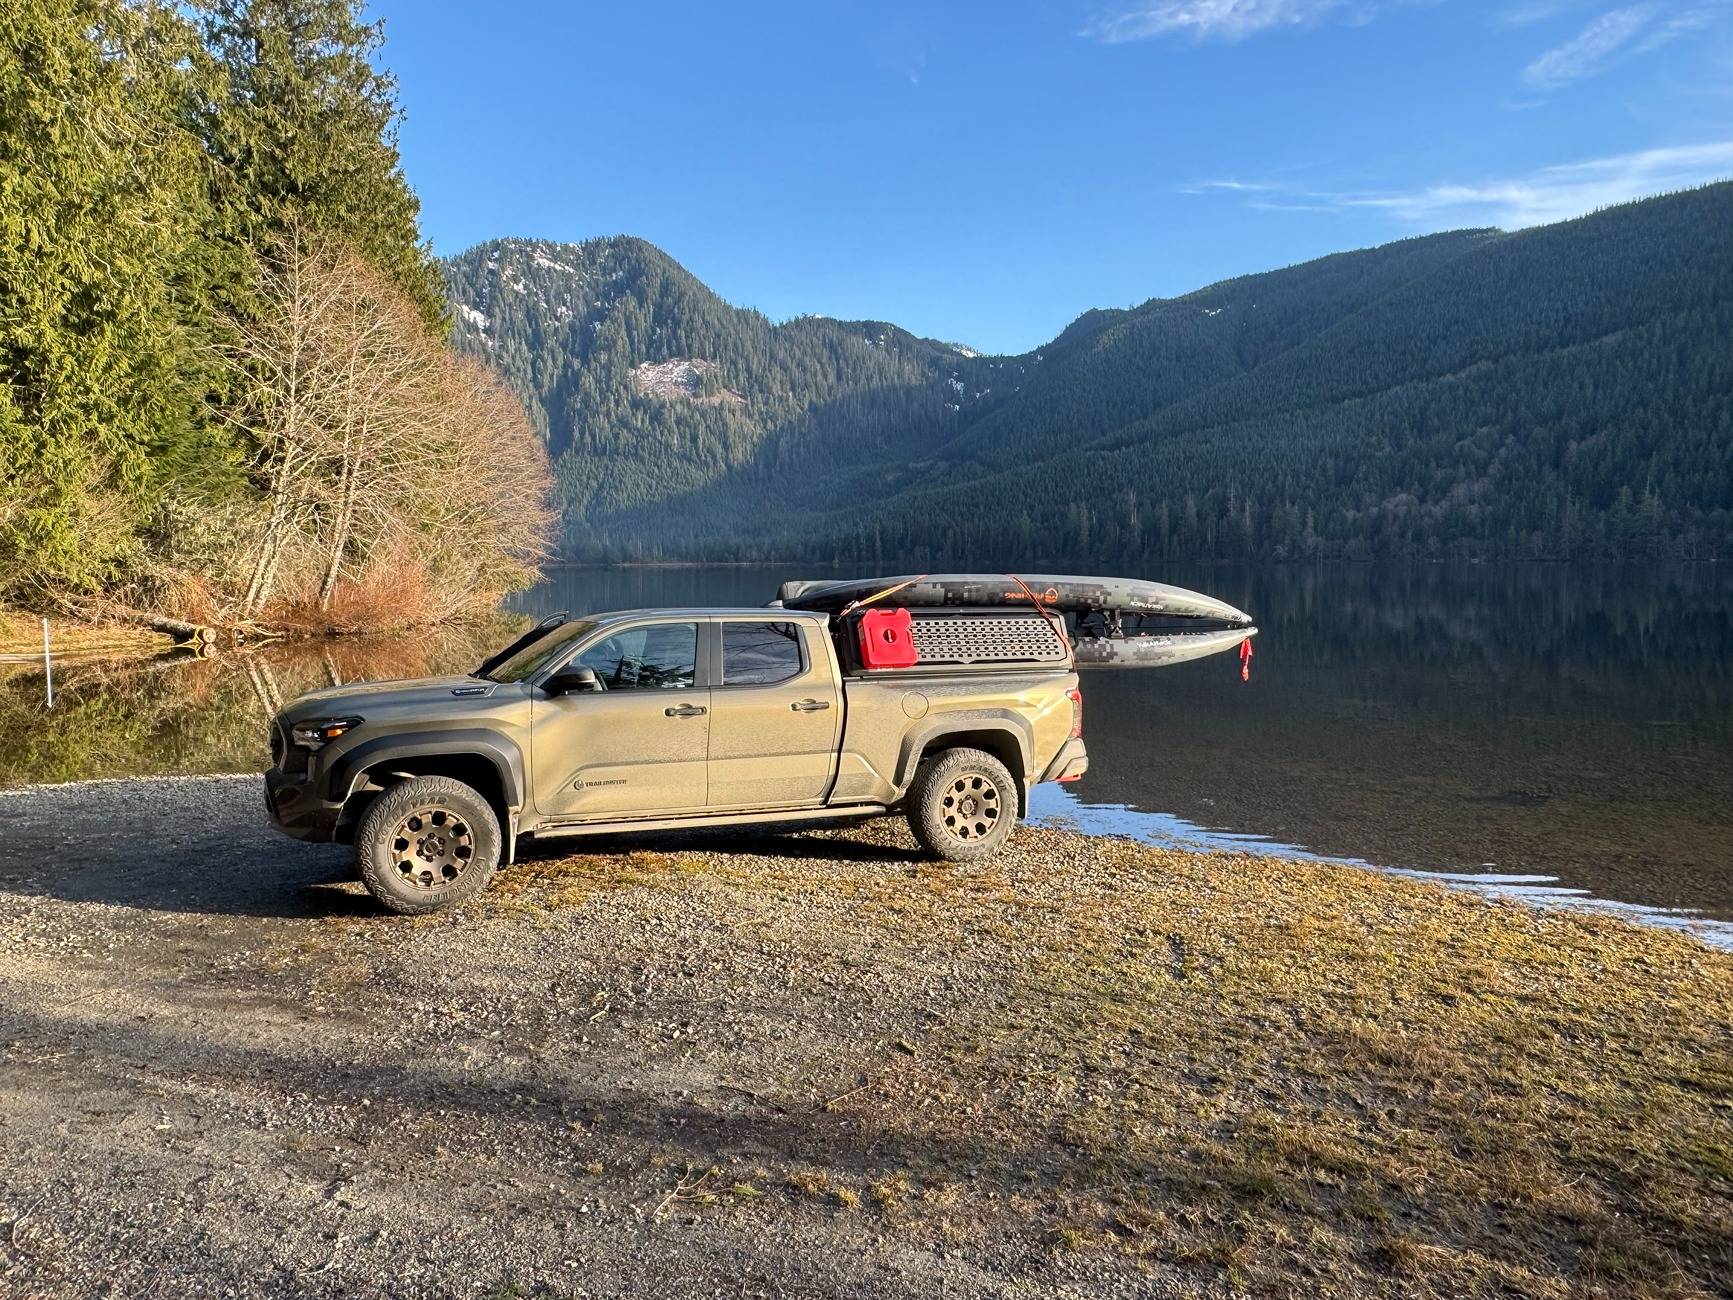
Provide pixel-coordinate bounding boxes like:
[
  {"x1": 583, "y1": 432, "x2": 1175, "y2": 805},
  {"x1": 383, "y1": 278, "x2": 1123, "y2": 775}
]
[
  {"x1": 906, "y1": 747, "x2": 1018, "y2": 862},
  {"x1": 355, "y1": 776, "x2": 501, "y2": 915}
]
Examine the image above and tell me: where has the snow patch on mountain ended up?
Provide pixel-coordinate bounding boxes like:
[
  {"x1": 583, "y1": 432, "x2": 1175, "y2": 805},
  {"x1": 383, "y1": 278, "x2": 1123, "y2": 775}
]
[{"x1": 632, "y1": 358, "x2": 746, "y2": 406}]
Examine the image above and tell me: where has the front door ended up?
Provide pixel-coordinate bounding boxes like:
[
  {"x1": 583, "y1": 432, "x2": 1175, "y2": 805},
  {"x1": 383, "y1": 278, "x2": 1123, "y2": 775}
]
[
  {"x1": 531, "y1": 620, "x2": 709, "y2": 819},
  {"x1": 707, "y1": 619, "x2": 840, "y2": 809}
]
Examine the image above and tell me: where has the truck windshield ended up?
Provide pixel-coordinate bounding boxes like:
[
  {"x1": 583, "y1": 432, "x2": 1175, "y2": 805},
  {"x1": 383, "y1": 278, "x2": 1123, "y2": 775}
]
[{"x1": 479, "y1": 619, "x2": 597, "y2": 683}]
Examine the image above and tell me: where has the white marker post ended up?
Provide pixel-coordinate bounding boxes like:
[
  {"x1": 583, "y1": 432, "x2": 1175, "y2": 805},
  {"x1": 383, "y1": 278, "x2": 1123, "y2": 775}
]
[{"x1": 42, "y1": 617, "x2": 53, "y2": 708}]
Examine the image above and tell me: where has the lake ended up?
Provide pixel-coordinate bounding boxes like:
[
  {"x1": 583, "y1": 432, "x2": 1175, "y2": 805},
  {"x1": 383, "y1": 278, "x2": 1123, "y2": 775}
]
[{"x1": 5, "y1": 563, "x2": 1731, "y2": 944}]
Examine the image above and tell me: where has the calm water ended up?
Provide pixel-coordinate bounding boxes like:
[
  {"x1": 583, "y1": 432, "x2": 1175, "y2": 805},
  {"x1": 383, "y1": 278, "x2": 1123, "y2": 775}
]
[{"x1": 5, "y1": 564, "x2": 1731, "y2": 943}]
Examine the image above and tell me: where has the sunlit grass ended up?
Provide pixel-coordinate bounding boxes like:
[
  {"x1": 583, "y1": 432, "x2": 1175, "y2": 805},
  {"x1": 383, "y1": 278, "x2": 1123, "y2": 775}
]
[{"x1": 478, "y1": 822, "x2": 1733, "y2": 1296}]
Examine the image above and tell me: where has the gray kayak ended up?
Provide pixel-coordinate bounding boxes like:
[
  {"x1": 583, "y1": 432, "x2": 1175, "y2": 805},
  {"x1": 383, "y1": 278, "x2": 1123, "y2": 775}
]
[
  {"x1": 1072, "y1": 624, "x2": 1257, "y2": 669},
  {"x1": 775, "y1": 573, "x2": 1253, "y2": 624},
  {"x1": 775, "y1": 573, "x2": 1257, "y2": 670}
]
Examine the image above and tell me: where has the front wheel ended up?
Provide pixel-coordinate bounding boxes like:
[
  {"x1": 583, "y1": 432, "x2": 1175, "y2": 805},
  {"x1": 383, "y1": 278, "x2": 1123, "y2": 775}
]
[
  {"x1": 906, "y1": 747, "x2": 1017, "y2": 862},
  {"x1": 355, "y1": 776, "x2": 501, "y2": 914}
]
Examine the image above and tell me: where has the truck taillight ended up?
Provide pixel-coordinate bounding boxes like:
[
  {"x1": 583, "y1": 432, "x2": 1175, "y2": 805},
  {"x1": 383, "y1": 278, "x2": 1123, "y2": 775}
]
[{"x1": 1067, "y1": 687, "x2": 1083, "y2": 739}]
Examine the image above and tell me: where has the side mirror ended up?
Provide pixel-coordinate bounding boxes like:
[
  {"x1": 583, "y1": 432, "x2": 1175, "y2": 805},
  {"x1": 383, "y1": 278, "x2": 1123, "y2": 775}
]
[{"x1": 545, "y1": 666, "x2": 601, "y2": 696}]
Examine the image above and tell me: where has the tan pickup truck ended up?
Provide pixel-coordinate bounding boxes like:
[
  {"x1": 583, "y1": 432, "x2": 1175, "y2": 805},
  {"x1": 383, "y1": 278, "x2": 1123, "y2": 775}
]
[{"x1": 265, "y1": 604, "x2": 1087, "y2": 913}]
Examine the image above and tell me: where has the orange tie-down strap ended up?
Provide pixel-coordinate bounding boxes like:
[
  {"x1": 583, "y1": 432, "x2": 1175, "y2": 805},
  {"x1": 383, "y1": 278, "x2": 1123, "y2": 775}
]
[{"x1": 836, "y1": 574, "x2": 929, "y2": 620}]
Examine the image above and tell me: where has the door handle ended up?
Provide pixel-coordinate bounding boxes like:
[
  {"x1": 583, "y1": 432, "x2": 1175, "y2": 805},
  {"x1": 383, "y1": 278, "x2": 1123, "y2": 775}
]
[
  {"x1": 791, "y1": 699, "x2": 831, "y2": 712},
  {"x1": 665, "y1": 703, "x2": 707, "y2": 717}
]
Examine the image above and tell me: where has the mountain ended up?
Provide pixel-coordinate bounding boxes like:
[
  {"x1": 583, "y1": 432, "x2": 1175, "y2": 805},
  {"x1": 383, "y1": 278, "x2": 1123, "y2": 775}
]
[
  {"x1": 444, "y1": 183, "x2": 1733, "y2": 565},
  {"x1": 440, "y1": 236, "x2": 987, "y2": 551}
]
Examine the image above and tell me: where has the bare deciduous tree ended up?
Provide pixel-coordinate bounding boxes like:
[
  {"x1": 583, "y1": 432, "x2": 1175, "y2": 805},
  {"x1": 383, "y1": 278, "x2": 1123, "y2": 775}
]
[
  {"x1": 222, "y1": 230, "x2": 553, "y2": 627},
  {"x1": 414, "y1": 355, "x2": 556, "y2": 596}
]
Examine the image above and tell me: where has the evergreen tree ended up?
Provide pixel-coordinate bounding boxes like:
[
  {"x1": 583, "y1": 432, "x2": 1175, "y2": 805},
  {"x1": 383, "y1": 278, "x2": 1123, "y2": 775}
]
[
  {"x1": 0, "y1": 0, "x2": 546, "y2": 619},
  {"x1": 192, "y1": 0, "x2": 447, "y2": 334},
  {"x1": 0, "y1": 0, "x2": 228, "y2": 594}
]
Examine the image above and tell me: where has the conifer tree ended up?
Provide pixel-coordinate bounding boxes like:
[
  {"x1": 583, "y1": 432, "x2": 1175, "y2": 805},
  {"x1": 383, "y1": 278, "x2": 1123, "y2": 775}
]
[
  {"x1": 0, "y1": 0, "x2": 224, "y2": 595},
  {"x1": 192, "y1": 0, "x2": 447, "y2": 334}
]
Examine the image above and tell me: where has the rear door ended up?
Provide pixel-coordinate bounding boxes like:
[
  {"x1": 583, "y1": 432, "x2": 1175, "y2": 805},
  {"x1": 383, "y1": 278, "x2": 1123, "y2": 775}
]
[
  {"x1": 530, "y1": 619, "x2": 710, "y2": 819},
  {"x1": 706, "y1": 618, "x2": 840, "y2": 809}
]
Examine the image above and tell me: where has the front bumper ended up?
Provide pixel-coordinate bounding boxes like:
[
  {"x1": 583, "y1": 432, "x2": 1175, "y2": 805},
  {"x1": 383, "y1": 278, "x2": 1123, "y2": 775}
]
[
  {"x1": 264, "y1": 765, "x2": 344, "y2": 842},
  {"x1": 1040, "y1": 737, "x2": 1089, "y2": 784}
]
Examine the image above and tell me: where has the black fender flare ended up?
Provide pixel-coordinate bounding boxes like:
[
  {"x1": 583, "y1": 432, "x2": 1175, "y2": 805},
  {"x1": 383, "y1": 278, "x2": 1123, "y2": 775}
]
[
  {"x1": 892, "y1": 712, "x2": 1034, "y2": 812},
  {"x1": 325, "y1": 729, "x2": 526, "y2": 811}
]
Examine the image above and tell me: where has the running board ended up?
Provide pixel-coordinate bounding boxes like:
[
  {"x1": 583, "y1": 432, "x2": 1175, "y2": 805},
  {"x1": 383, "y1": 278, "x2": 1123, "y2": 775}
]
[{"x1": 530, "y1": 803, "x2": 890, "y2": 840}]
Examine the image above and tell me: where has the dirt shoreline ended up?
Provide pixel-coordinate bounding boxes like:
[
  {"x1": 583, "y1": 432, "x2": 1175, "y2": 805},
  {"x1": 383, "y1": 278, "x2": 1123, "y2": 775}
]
[{"x1": 1, "y1": 776, "x2": 1729, "y2": 1298}]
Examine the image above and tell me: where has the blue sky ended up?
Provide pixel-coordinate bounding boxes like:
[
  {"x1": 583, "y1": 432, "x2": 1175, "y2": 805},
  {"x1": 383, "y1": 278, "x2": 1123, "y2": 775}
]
[{"x1": 387, "y1": 0, "x2": 1733, "y2": 354}]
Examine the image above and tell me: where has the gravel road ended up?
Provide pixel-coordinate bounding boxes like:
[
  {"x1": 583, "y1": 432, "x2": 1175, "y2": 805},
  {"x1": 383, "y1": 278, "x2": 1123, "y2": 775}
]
[{"x1": 0, "y1": 776, "x2": 1205, "y2": 1300}]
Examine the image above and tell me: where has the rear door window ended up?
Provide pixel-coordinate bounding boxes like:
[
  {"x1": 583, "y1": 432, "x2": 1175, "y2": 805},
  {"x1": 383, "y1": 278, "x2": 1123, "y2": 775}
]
[
  {"x1": 722, "y1": 622, "x2": 804, "y2": 686},
  {"x1": 573, "y1": 623, "x2": 698, "y2": 690}
]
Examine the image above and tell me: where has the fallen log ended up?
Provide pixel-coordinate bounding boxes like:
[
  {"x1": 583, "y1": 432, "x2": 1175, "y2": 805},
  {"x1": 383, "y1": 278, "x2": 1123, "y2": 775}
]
[
  {"x1": 52, "y1": 598, "x2": 219, "y2": 648},
  {"x1": 115, "y1": 610, "x2": 218, "y2": 646}
]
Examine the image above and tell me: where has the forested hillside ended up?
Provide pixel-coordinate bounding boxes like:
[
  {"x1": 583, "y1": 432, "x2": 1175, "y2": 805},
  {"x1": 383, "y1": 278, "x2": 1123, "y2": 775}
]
[
  {"x1": 1, "y1": 0, "x2": 549, "y2": 634},
  {"x1": 447, "y1": 183, "x2": 1733, "y2": 565},
  {"x1": 441, "y1": 238, "x2": 981, "y2": 529}
]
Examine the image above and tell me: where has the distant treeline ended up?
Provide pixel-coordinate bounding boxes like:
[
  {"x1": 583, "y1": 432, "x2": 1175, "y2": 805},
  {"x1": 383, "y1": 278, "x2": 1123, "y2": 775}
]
[
  {"x1": 446, "y1": 184, "x2": 1733, "y2": 567},
  {"x1": 1, "y1": 1, "x2": 551, "y2": 633}
]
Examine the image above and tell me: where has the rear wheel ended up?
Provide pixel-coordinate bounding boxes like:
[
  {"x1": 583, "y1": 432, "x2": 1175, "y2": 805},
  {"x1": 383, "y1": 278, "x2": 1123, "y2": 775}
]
[
  {"x1": 355, "y1": 775, "x2": 500, "y2": 914},
  {"x1": 906, "y1": 747, "x2": 1017, "y2": 862}
]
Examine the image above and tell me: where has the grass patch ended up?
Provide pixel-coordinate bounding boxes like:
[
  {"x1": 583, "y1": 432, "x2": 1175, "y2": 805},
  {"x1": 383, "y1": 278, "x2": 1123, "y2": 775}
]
[
  {"x1": 871, "y1": 1175, "x2": 910, "y2": 1209},
  {"x1": 890, "y1": 835, "x2": 1733, "y2": 1294},
  {"x1": 480, "y1": 850, "x2": 692, "y2": 914},
  {"x1": 637, "y1": 828, "x2": 1716, "y2": 1293},
  {"x1": 456, "y1": 822, "x2": 1733, "y2": 1294}
]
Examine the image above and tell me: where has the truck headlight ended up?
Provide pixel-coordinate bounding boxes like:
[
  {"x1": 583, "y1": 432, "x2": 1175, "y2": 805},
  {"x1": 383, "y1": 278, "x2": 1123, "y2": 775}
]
[{"x1": 291, "y1": 717, "x2": 363, "y2": 750}]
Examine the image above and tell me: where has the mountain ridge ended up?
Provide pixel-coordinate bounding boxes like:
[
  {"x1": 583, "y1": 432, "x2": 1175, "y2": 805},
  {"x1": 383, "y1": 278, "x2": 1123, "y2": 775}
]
[{"x1": 443, "y1": 183, "x2": 1733, "y2": 564}]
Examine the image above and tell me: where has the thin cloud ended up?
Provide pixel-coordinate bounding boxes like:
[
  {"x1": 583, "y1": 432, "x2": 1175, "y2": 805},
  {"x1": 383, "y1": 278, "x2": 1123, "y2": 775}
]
[
  {"x1": 1178, "y1": 178, "x2": 1285, "y2": 193},
  {"x1": 1498, "y1": 0, "x2": 1584, "y2": 26},
  {"x1": 1523, "y1": 5, "x2": 1657, "y2": 86},
  {"x1": 1182, "y1": 143, "x2": 1733, "y2": 228},
  {"x1": 1336, "y1": 142, "x2": 1733, "y2": 226},
  {"x1": 1248, "y1": 198, "x2": 1346, "y2": 211},
  {"x1": 1084, "y1": 0, "x2": 1357, "y2": 43},
  {"x1": 1630, "y1": 3, "x2": 1725, "y2": 53}
]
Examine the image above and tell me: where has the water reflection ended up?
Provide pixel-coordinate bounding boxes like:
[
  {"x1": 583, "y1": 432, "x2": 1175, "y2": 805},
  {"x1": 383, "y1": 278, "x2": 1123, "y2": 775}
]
[
  {"x1": 1062, "y1": 564, "x2": 1733, "y2": 925},
  {"x1": 0, "y1": 624, "x2": 515, "y2": 787}
]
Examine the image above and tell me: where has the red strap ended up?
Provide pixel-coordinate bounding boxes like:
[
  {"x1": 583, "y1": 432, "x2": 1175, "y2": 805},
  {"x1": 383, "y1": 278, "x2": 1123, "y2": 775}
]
[{"x1": 1239, "y1": 636, "x2": 1254, "y2": 683}]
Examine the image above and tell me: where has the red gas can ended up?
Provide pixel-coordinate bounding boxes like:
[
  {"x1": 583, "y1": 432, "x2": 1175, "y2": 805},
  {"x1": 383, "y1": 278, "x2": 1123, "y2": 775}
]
[{"x1": 857, "y1": 607, "x2": 918, "y2": 669}]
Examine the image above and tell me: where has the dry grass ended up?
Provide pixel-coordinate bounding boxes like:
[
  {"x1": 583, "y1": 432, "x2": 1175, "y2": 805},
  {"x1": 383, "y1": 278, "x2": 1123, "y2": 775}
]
[
  {"x1": 493, "y1": 825, "x2": 1733, "y2": 1297},
  {"x1": 478, "y1": 849, "x2": 693, "y2": 915},
  {"x1": 261, "y1": 553, "x2": 457, "y2": 637}
]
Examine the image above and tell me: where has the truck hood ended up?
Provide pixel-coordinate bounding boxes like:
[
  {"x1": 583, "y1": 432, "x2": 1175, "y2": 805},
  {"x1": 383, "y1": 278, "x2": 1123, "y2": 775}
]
[{"x1": 282, "y1": 675, "x2": 499, "y2": 721}]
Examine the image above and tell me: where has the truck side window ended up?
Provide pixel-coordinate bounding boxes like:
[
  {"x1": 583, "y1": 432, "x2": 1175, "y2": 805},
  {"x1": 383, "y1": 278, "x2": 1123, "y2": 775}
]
[
  {"x1": 723, "y1": 622, "x2": 804, "y2": 686},
  {"x1": 572, "y1": 623, "x2": 697, "y2": 690}
]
